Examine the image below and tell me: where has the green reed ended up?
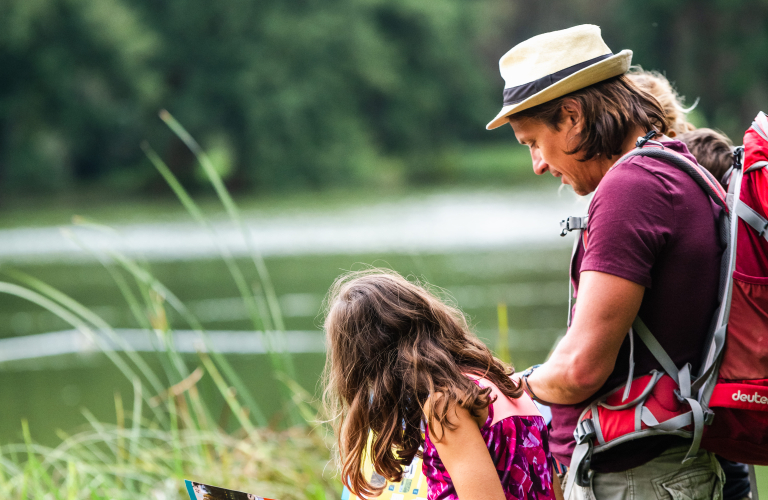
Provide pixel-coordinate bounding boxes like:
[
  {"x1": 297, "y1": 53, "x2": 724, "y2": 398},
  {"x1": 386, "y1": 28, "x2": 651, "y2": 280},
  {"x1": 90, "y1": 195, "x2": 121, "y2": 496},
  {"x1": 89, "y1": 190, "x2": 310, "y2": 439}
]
[{"x1": 0, "y1": 118, "x2": 337, "y2": 499}]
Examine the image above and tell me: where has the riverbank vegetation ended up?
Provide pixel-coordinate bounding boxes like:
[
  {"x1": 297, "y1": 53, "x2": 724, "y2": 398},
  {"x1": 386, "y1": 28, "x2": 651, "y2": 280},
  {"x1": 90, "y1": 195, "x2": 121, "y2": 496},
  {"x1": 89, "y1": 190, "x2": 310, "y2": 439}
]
[
  {"x1": 2, "y1": 0, "x2": 766, "y2": 198},
  {"x1": 0, "y1": 120, "x2": 339, "y2": 499}
]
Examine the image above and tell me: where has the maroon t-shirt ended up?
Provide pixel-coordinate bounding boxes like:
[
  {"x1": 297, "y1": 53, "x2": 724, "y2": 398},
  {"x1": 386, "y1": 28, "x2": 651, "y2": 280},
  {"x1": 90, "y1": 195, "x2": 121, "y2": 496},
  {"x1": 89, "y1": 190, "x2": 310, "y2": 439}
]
[{"x1": 548, "y1": 141, "x2": 724, "y2": 472}]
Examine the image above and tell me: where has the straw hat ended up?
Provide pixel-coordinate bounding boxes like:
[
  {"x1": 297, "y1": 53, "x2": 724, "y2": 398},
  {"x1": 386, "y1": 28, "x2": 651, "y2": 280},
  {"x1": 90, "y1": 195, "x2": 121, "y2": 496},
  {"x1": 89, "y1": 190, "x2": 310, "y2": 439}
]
[{"x1": 486, "y1": 25, "x2": 633, "y2": 130}]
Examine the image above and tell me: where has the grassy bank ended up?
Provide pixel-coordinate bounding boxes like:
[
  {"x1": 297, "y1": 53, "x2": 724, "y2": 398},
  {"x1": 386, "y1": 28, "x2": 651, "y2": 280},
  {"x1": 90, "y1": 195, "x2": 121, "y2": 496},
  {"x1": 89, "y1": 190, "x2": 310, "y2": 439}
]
[
  {"x1": 0, "y1": 116, "x2": 342, "y2": 498},
  {"x1": 0, "y1": 258, "x2": 338, "y2": 499}
]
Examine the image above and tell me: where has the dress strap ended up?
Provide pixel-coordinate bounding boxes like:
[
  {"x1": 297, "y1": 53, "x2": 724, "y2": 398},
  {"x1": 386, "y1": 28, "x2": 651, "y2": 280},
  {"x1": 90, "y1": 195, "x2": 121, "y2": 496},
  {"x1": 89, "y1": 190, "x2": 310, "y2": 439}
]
[{"x1": 466, "y1": 374, "x2": 542, "y2": 425}]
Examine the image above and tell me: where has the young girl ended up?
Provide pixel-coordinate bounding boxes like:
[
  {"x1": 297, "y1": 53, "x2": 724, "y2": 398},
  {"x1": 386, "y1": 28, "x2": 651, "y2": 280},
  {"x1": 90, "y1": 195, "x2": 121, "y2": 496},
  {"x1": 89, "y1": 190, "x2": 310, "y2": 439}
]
[{"x1": 322, "y1": 269, "x2": 561, "y2": 500}]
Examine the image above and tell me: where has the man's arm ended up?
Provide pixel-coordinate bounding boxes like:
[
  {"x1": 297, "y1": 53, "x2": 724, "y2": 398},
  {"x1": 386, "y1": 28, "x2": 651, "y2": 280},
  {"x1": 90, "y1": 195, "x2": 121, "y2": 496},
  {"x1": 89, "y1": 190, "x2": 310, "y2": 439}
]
[{"x1": 525, "y1": 270, "x2": 644, "y2": 405}]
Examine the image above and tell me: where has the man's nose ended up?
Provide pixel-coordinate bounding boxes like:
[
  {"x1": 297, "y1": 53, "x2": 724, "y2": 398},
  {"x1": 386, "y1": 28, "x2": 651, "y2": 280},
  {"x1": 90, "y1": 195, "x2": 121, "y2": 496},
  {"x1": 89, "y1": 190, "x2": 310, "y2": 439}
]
[{"x1": 530, "y1": 149, "x2": 549, "y2": 175}]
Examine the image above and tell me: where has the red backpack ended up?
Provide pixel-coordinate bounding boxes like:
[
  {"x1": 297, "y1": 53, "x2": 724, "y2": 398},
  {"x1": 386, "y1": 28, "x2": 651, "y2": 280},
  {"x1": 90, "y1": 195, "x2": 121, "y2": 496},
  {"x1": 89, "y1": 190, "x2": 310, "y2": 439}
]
[
  {"x1": 560, "y1": 114, "x2": 768, "y2": 498},
  {"x1": 702, "y1": 112, "x2": 768, "y2": 460}
]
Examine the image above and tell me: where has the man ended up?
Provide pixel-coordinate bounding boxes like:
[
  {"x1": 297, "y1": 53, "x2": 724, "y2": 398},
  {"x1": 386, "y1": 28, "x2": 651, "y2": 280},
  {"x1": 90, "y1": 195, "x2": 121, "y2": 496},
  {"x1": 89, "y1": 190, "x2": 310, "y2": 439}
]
[{"x1": 487, "y1": 25, "x2": 725, "y2": 499}]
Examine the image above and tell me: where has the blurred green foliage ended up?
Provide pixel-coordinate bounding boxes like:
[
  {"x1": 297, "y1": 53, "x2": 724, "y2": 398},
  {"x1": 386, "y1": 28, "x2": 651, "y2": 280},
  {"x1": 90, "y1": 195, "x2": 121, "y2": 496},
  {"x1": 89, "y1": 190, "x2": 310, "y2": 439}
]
[
  {"x1": 1, "y1": 0, "x2": 767, "y2": 195},
  {"x1": 491, "y1": 0, "x2": 768, "y2": 139}
]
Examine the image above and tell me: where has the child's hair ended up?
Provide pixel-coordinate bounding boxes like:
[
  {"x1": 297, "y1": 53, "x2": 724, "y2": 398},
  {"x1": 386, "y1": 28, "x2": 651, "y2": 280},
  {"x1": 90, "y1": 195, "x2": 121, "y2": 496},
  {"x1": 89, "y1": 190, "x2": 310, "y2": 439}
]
[
  {"x1": 322, "y1": 269, "x2": 522, "y2": 497},
  {"x1": 627, "y1": 67, "x2": 696, "y2": 137},
  {"x1": 678, "y1": 128, "x2": 734, "y2": 186},
  {"x1": 627, "y1": 68, "x2": 735, "y2": 186}
]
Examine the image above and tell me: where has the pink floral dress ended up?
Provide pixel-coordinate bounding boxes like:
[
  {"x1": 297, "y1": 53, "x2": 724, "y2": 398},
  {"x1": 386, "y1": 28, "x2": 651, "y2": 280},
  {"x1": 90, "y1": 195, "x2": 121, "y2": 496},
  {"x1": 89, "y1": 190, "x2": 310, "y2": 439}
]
[{"x1": 422, "y1": 378, "x2": 556, "y2": 500}]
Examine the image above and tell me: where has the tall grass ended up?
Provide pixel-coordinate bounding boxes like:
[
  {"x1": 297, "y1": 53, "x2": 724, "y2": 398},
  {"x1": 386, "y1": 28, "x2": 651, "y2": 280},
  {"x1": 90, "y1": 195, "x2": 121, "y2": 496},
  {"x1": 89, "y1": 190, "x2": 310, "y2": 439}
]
[{"x1": 0, "y1": 114, "x2": 337, "y2": 499}]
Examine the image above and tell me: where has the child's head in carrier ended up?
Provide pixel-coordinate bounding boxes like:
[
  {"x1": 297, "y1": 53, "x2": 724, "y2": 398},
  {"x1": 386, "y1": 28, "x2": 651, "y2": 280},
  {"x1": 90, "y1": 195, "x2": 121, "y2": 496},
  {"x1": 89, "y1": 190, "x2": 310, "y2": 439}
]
[
  {"x1": 628, "y1": 68, "x2": 696, "y2": 137},
  {"x1": 628, "y1": 68, "x2": 734, "y2": 187},
  {"x1": 322, "y1": 269, "x2": 522, "y2": 497},
  {"x1": 678, "y1": 128, "x2": 734, "y2": 186}
]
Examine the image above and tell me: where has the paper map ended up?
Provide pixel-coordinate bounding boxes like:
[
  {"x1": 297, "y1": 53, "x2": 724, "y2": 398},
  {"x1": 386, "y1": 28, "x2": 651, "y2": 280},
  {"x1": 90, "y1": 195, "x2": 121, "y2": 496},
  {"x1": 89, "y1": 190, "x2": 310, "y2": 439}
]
[{"x1": 185, "y1": 479, "x2": 275, "y2": 500}]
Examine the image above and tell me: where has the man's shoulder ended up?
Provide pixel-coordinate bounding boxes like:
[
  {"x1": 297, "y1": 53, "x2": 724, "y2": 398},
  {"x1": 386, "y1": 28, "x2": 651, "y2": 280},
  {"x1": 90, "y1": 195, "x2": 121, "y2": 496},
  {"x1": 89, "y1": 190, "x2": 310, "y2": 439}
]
[
  {"x1": 591, "y1": 159, "x2": 672, "y2": 212},
  {"x1": 603, "y1": 156, "x2": 667, "y2": 186},
  {"x1": 612, "y1": 142, "x2": 698, "y2": 181},
  {"x1": 595, "y1": 144, "x2": 703, "y2": 206}
]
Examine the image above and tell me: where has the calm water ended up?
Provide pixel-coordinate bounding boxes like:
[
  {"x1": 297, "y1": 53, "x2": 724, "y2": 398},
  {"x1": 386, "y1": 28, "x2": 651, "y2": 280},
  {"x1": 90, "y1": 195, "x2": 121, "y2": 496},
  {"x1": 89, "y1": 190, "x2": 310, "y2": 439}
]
[
  {"x1": 0, "y1": 187, "x2": 588, "y2": 444},
  {"x1": 0, "y1": 248, "x2": 572, "y2": 445}
]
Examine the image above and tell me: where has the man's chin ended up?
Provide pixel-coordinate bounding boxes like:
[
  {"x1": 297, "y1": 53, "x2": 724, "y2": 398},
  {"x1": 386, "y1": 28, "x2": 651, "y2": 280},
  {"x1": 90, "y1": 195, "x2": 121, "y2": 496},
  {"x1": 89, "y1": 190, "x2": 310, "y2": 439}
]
[
  {"x1": 572, "y1": 184, "x2": 596, "y2": 196},
  {"x1": 563, "y1": 180, "x2": 585, "y2": 196}
]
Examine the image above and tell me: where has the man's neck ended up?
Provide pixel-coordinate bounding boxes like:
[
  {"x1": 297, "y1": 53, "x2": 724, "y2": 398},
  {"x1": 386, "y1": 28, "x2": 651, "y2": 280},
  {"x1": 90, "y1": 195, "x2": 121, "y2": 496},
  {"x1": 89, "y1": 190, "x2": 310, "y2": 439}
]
[
  {"x1": 620, "y1": 126, "x2": 652, "y2": 156},
  {"x1": 587, "y1": 127, "x2": 671, "y2": 194},
  {"x1": 590, "y1": 126, "x2": 657, "y2": 181}
]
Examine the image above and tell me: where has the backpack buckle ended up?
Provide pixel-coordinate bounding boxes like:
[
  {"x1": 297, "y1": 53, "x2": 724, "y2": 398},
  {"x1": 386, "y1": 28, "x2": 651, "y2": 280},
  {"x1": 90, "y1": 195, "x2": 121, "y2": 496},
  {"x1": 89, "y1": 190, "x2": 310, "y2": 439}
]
[
  {"x1": 733, "y1": 146, "x2": 744, "y2": 170},
  {"x1": 575, "y1": 455, "x2": 593, "y2": 487},
  {"x1": 636, "y1": 130, "x2": 663, "y2": 149},
  {"x1": 673, "y1": 388, "x2": 686, "y2": 404},
  {"x1": 704, "y1": 410, "x2": 715, "y2": 425},
  {"x1": 560, "y1": 216, "x2": 589, "y2": 237},
  {"x1": 574, "y1": 419, "x2": 596, "y2": 444},
  {"x1": 760, "y1": 220, "x2": 768, "y2": 238}
]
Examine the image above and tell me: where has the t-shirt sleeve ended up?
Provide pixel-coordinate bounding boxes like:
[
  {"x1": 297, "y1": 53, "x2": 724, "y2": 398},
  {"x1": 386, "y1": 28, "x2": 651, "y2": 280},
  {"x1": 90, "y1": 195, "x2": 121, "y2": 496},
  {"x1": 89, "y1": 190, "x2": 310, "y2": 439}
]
[{"x1": 580, "y1": 161, "x2": 674, "y2": 288}]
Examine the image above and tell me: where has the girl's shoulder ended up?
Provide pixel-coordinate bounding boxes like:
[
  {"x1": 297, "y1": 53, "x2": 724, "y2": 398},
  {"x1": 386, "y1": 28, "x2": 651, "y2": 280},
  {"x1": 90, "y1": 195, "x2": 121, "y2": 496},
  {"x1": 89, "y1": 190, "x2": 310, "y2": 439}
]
[
  {"x1": 423, "y1": 374, "x2": 542, "y2": 432},
  {"x1": 466, "y1": 374, "x2": 542, "y2": 426}
]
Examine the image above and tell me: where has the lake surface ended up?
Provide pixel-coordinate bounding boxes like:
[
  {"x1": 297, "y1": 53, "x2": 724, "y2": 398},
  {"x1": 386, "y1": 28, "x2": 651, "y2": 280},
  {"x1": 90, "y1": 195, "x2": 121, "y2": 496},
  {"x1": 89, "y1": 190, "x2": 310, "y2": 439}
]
[{"x1": 0, "y1": 187, "x2": 582, "y2": 445}]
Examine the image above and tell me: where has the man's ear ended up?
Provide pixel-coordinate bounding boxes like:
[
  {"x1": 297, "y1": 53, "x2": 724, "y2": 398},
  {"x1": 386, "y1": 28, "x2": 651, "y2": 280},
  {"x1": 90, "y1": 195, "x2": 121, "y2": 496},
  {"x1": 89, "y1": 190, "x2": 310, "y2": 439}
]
[{"x1": 560, "y1": 99, "x2": 583, "y2": 136}]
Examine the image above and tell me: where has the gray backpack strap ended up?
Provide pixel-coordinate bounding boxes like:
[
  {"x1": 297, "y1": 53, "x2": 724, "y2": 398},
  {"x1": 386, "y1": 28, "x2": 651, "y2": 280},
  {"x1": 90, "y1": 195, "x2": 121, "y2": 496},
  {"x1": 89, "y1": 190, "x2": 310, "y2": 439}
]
[
  {"x1": 615, "y1": 144, "x2": 737, "y2": 408},
  {"x1": 632, "y1": 318, "x2": 707, "y2": 464},
  {"x1": 566, "y1": 140, "x2": 733, "y2": 483},
  {"x1": 632, "y1": 318, "x2": 679, "y2": 384},
  {"x1": 746, "y1": 160, "x2": 768, "y2": 173},
  {"x1": 564, "y1": 419, "x2": 596, "y2": 499},
  {"x1": 736, "y1": 201, "x2": 768, "y2": 241},
  {"x1": 699, "y1": 149, "x2": 743, "y2": 404},
  {"x1": 615, "y1": 147, "x2": 729, "y2": 213},
  {"x1": 611, "y1": 144, "x2": 730, "y2": 466},
  {"x1": 560, "y1": 216, "x2": 589, "y2": 236},
  {"x1": 561, "y1": 216, "x2": 588, "y2": 328}
]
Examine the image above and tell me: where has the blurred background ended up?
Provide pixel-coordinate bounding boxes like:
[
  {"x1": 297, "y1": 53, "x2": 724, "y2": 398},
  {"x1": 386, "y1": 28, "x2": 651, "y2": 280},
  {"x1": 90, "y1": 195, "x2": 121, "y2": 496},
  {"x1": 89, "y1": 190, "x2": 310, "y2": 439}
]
[
  {"x1": 3, "y1": 0, "x2": 767, "y2": 198},
  {"x1": 1, "y1": 0, "x2": 768, "y2": 496}
]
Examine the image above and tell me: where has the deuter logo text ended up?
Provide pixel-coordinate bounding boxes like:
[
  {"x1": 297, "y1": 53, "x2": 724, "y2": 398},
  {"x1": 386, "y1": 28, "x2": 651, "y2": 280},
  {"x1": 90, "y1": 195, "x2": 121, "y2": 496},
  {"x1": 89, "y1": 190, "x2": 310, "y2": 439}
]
[{"x1": 732, "y1": 389, "x2": 768, "y2": 404}]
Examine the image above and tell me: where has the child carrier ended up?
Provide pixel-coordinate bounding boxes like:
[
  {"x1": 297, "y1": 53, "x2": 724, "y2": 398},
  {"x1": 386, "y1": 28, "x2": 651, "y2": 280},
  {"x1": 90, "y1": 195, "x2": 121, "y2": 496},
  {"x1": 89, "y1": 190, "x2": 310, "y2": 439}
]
[{"x1": 560, "y1": 114, "x2": 768, "y2": 499}]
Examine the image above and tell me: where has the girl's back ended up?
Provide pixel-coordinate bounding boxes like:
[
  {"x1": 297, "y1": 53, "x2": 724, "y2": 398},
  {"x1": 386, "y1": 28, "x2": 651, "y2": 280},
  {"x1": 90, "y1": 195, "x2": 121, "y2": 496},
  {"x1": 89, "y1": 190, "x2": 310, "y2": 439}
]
[{"x1": 423, "y1": 376, "x2": 556, "y2": 500}]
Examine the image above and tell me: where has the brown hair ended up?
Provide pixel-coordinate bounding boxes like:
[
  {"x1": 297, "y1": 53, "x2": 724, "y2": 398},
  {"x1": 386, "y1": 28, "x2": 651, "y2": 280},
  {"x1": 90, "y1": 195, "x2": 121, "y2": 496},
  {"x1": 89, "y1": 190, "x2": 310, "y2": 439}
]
[
  {"x1": 510, "y1": 75, "x2": 668, "y2": 162},
  {"x1": 322, "y1": 269, "x2": 522, "y2": 498},
  {"x1": 627, "y1": 68, "x2": 696, "y2": 137},
  {"x1": 679, "y1": 128, "x2": 734, "y2": 185}
]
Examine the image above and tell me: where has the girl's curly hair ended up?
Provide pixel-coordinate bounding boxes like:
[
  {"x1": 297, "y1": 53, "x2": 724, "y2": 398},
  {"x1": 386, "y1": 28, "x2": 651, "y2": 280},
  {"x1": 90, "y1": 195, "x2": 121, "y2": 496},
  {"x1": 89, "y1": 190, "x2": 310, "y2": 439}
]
[{"x1": 322, "y1": 269, "x2": 523, "y2": 497}]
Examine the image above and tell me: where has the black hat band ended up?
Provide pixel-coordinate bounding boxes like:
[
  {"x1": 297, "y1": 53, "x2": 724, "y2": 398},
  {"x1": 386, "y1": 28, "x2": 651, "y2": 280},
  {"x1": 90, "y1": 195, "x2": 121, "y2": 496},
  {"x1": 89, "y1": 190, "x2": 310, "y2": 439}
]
[{"x1": 502, "y1": 53, "x2": 614, "y2": 106}]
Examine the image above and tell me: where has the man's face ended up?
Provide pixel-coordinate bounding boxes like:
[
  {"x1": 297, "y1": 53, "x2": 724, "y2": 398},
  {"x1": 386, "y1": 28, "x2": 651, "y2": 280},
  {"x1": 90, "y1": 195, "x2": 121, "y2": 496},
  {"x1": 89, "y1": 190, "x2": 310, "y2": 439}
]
[{"x1": 509, "y1": 109, "x2": 603, "y2": 196}]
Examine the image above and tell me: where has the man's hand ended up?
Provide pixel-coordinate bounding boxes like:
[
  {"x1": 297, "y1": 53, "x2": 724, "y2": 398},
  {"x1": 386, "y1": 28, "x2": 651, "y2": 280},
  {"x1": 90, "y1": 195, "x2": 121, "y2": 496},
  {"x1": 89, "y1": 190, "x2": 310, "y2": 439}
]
[{"x1": 525, "y1": 270, "x2": 644, "y2": 405}]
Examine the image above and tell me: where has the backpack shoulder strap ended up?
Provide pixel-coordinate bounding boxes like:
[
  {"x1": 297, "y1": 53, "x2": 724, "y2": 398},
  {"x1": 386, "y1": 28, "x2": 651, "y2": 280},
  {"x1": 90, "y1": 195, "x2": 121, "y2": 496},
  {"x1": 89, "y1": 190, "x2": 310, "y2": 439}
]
[
  {"x1": 746, "y1": 161, "x2": 768, "y2": 173},
  {"x1": 632, "y1": 317, "x2": 679, "y2": 384},
  {"x1": 614, "y1": 145, "x2": 729, "y2": 214},
  {"x1": 615, "y1": 141, "x2": 736, "y2": 397},
  {"x1": 611, "y1": 140, "x2": 733, "y2": 465},
  {"x1": 736, "y1": 201, "x2": 768, "y2": 241}
]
